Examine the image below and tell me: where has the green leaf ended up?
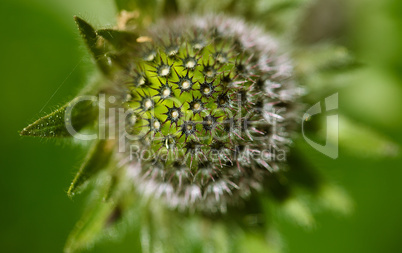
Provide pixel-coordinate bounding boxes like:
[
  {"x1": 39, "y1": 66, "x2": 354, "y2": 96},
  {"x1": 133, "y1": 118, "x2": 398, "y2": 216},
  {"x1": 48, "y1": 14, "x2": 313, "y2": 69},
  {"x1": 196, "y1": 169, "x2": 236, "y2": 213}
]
[
  {"x1": 328, "y1": 115, "x2": 399, "y2": 157},
  {"x1": 68, "y1": 139, "x2": 115, "y2": 197},
  {"x1": 318, "y1": 184, "x2": 353, "y2": 215},
  {"x1": 281, "y1": 198, "x2": 315, "y2": 228},
  {"x1": 20, "y1": 97, "x2": 97, "y2": 138},
  {"x1": 74, "y1": 16, "x2": 110, "y2": 74},
  {"x1": 64, "y1": 195, "x2": 117, "y2": 253},
  {"x1": 65, "y1": 173, "x2": 137, "y2": 253},
  {"x1": 97, "y1": 29, "x2": 137, "y2": 49}
]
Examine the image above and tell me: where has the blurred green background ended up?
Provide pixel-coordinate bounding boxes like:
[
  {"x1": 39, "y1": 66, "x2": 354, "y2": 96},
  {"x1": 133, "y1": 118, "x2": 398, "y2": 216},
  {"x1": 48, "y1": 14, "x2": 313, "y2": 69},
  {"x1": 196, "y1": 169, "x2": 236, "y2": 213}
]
[{"x1": 1, "y1": 0, "x2": 401, "y2": 252}]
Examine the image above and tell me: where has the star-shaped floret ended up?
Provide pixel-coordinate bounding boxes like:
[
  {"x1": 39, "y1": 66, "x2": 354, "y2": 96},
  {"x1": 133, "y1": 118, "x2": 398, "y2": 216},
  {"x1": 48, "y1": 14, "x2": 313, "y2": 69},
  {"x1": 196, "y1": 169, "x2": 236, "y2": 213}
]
[
  {"x1": 188, "y1": 95, "x2": 205, "y2": 116},
  {"x1": 163, "y1": 103, "x2": 183, "y2": 128},
  {"x1": 173, "y1": 69, "x2": 196, "y2": 95}
]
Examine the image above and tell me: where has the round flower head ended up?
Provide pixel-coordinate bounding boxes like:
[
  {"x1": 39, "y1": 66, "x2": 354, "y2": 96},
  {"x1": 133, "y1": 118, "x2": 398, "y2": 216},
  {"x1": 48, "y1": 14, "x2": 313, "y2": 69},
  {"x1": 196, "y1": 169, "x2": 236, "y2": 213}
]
[
  {"x1": 117, "y1": 16, "x2": 300, "y2": 212},
  {"x1": 22, "y1": 2, "x2": 382, "y2": 251}
]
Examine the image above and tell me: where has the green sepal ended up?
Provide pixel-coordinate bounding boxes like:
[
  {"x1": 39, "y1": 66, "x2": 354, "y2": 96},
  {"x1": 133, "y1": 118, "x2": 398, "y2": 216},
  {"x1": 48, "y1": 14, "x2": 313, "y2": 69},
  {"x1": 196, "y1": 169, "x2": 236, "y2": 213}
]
[
  {"x1": 20, "y1": 98, "x2": 97, "y2": 138},
  {"x1": 74, "y1": 16, "x2": 110, "y2": 75},
  {"x1": 64, "y1": 191, "x2": 118, "y2": 253},
  {"x1": 68, "y1": 139, "x2": 115, "y2": 198},
  {"x1": 65, "y1": 171, "x2": 137, "y2": 253},
  {"x1": 97, "y1": 29, "x2": 137, "y2": 50},
  {"x1": 104, "y1": 173, "x2": 119, "y2": 201}
]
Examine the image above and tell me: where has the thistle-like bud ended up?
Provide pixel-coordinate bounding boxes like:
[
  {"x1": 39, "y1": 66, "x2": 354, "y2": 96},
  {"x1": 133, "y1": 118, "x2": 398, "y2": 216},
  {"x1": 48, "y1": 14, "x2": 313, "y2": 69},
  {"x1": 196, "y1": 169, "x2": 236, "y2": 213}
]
[
  {"x1": 114, "y1": 16, "x2": 299, "y2": 212},
  {"x1": 21, "y1": 3, "x2": 370, "y2": 251}
]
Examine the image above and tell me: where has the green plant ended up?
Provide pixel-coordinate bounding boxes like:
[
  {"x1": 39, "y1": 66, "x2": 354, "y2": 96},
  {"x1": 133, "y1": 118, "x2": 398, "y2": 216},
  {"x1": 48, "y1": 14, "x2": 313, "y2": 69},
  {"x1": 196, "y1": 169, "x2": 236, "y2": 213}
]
[{"x1": 20, "y1": 0, "x2": 398, "y2": 252}]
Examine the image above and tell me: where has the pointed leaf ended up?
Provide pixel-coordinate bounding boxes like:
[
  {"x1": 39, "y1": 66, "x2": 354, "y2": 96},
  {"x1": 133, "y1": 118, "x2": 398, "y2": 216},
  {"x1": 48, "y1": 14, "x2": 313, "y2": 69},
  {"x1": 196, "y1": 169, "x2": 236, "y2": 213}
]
[
  {"x1": 65, "y1": 174, "x2": 137, "y2": 253},
  {"x1": 318, "y1": 184, "x2": 353, "y2": 215},
  {"x1": 64, "y1": 196, "x2": 117, "y2": 253},
  {"x1": 97, "y1": 29, "x2": 137, "y2": 49},
  {"x1": 281, "y1": 198, "x2": 315, "y2": 228},
  {"x1": 20, "y1": 97, "x2": 97, "y2": 138},
  {"x1": 327, "y1": 115, "x2": 399, "y2": 157},
  {"x1": 104, "y1": 173, "x2": 119, "y2": 201},
  {"x1": 74, "y1": 16, "x2": 110, "y2": 74},
  {"x1": 68, "y1": 139, "x2": 115, "y2": 197}
]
